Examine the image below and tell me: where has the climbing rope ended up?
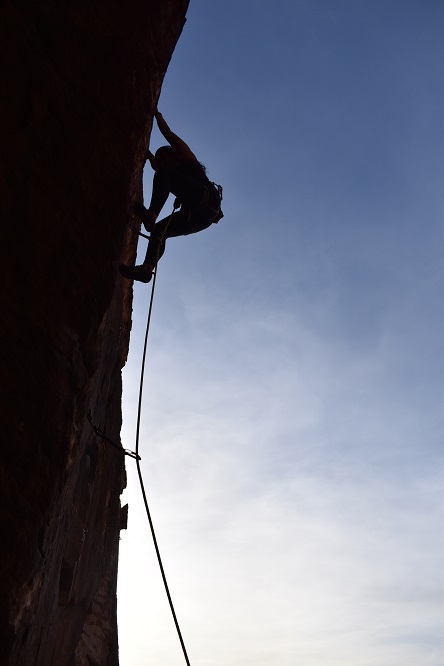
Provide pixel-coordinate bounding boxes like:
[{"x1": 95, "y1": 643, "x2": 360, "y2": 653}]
[
  {"x1": 133, "y1": 206, "x2": 192, "y2": 666},
  {"x1": 88, "y1": 205, "x2": 191, "y2": 665},
  {"x1": 129, "y1": 225, "x2": 150, "y2": 240}
]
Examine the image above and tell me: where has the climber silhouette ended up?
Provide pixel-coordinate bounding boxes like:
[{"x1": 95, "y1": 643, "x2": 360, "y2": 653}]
[{"x1": 120, "y1": 111, "x2": 223, "y2": 283}]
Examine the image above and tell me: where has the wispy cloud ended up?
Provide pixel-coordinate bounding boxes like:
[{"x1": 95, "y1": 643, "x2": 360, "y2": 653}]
[
  {"x1": 118, "y1": 277, "x2": 442, "y2": 665},
  {"x1": 117, "y1": 1, "x2": 443, "y2": 663}
]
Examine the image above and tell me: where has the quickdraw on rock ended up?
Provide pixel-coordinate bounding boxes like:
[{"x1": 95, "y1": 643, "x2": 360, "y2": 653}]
[{"x1": 87, "y1": 410, "x2": 140, "y2": 461}]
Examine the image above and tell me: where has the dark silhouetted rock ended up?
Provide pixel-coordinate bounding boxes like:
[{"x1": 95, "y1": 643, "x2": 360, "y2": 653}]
[{"x1": 0, "y1": 1, "x2": 189, "y2": 664}]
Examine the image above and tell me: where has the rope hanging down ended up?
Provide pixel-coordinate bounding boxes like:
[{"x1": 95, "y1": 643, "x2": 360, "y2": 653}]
[
  {"x1": 87, "y1": 206, "x2": 191, "y2": 665},
  {"x1": 133, "y1": 207, "x2": 192, "y2": 666}
]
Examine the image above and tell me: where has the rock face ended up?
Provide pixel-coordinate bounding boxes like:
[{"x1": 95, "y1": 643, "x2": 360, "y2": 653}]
[{"x1": 0, "y1": 1, "x2": 189, "y2": 664}]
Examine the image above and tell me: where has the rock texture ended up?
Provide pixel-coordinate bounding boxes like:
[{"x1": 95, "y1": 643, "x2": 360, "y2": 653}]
[{"x1": 0, "y1": 1, "x2": 189, "y2": 664}]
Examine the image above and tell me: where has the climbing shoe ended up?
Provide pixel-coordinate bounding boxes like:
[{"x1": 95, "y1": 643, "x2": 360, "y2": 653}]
[
  {"x1": 119, "y1": 264, "x2": 153, "y2": 283},
  {"x1": 133, "y1": 202, "x2": 156, "y2": 232}
]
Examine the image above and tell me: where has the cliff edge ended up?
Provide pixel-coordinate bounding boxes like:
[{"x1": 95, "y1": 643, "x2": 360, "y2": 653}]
[{"x1": 0, "y1": 1, "x2": 189, "y2": 664}]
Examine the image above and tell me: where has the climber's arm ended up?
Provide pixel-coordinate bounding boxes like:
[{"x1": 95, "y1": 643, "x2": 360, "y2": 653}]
[
  {"x1": 155, "y1": 111, "x2": 198, "y2": 161},
  {"x1": 145, "y1": 150, "x2": 158, "y2": 171}
]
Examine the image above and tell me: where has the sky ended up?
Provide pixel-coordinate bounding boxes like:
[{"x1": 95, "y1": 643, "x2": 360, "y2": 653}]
[{"x1": 116, "y1": 2, "x2": 444, "y2": 665}]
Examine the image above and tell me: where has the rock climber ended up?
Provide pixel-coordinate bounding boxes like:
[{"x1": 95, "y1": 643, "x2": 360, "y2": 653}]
[{"x1": 120, "y1": 111, "x2": 223, "y2": 283}]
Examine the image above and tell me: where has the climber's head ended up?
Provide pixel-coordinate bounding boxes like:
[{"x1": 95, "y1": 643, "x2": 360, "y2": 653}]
[{"x1": 155, "y1": 145, "x2": 176, "y2": 168}]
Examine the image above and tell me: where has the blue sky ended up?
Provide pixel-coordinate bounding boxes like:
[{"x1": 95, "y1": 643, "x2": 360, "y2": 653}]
[{"x1": 117, "y1": 2, "x2": 443, "y2": 664}]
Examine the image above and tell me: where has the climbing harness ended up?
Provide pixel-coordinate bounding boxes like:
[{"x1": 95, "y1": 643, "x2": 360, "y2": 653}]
[
  {"x1": 212, "y1": 182, "x2": 223, "y2": 205},
  {"x1": 210, "y1": 182, "x2": 224, "y2": 223},
  {"x1": 86, "y1": 409, "x2": 140, "y2": 460},
  {"x1": 130, "y1": 184, "x2": 223, "y2": 237}
]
